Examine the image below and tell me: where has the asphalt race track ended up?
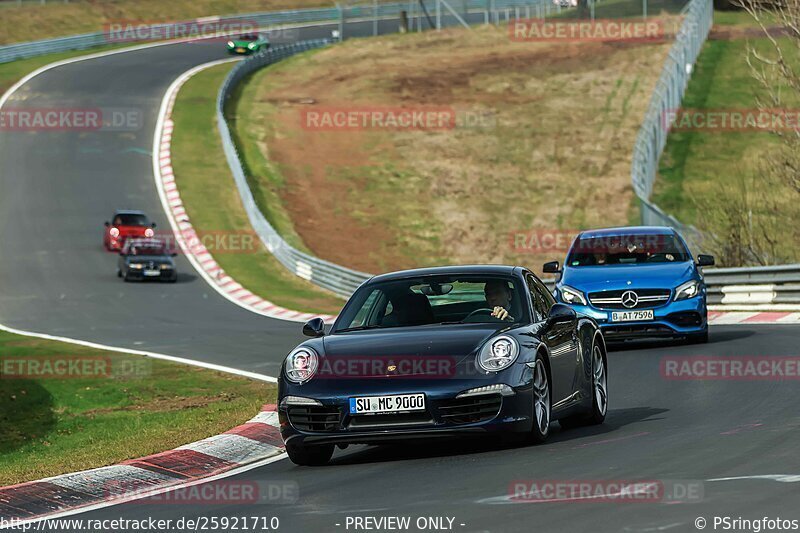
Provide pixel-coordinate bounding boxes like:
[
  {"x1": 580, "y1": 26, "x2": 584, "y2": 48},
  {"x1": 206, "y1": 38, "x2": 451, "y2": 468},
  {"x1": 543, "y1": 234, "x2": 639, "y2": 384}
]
[{"x1": 1, "y1": 19, "x2": 799, "y2": 533}]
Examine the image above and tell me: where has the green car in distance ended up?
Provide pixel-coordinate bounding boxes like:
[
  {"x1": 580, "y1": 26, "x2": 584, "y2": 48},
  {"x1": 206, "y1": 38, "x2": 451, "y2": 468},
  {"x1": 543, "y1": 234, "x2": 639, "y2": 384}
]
[{"x1": 226, "y1": 33, "x2": 270, "y2": 55}]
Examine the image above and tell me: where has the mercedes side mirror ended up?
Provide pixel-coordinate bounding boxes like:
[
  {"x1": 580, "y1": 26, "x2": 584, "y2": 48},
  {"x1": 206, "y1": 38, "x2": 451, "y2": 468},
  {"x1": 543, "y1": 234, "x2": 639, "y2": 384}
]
[
  {"x1": 302, "y1": 317, "x2": 325, "y2": 338},
  {"x1": 547, "y1": 303, "x2": 576, "y2": 325},
  {"x1": 542, "y1": 261, "x2": 561, "y2": 274},
  {"x1": 697, "y1": 254, "x2": 715, "y2": 267}
]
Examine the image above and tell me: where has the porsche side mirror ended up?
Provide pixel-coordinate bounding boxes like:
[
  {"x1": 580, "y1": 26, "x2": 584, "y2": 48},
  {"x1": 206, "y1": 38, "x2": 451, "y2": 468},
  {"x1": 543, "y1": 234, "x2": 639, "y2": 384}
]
[
  {"x1": 542, "y1": 261, "x2": 560, "y2": 273},
  {"x1": 547, "y1": 303, "x2": 576, "y2": 325},
  {"x1": 104, "y1": 221, "x2": 110, "y2": 227},
  {"x1": 303, "y1": 317, "x2": 325, "y2": 338},
  {"x1": 697, "y1": 254, "x2": 715, "y2": 267}
]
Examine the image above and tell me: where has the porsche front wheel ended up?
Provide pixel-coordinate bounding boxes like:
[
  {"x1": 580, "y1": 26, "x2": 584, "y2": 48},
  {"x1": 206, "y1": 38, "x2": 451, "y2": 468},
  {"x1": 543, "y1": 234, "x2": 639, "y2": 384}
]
[{"x1": 529, "y1": 356, "x2": 551, "y2": 443}]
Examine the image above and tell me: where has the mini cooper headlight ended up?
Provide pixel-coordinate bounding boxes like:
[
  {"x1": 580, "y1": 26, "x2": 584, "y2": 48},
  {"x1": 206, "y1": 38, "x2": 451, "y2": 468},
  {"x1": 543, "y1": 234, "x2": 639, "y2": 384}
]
[
  {"x1": 284, "y1": 347, "x2": 319, "y2": 384},
  {"x1": 674, "y1": 280, "x2": 700, "y2": 301},
  {"x1": 477, "y1": 335, "x2": 519, "y2": 372},
  {"x1": 144, "y1": 228, "x2": 154, "y2": 238},
  {"x1": 109, "y1": 227, "x2": 120, "y2": 238},
  {"x1": 560, "y1": 285, "x2": 587, "y2": 306}
]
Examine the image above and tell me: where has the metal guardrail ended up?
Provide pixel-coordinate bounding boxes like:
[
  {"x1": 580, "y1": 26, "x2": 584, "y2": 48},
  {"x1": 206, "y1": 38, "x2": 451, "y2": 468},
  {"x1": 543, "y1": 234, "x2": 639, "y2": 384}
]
[
  {"x1": 630, "y1": 0, "x2": 713, "y2": 249},
  {"x1": 704, "y1": 264, "x2": 800, "y2": 307},
  {"x1": 217, "y1": 41, "x2": 372, "y2": 298}
]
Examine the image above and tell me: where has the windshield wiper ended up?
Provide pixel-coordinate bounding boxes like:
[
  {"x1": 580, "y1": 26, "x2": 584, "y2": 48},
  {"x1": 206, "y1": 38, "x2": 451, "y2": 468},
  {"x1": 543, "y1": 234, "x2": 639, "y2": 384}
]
[{"x1": 335, "y1": 325, "x2": 384, "y2": 333}]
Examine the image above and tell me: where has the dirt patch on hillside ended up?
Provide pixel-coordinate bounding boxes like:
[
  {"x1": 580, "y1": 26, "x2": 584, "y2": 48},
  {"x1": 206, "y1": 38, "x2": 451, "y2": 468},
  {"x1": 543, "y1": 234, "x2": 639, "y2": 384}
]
[{"x1": 246, "y1": 25, "x2": 671, "y2": 273}]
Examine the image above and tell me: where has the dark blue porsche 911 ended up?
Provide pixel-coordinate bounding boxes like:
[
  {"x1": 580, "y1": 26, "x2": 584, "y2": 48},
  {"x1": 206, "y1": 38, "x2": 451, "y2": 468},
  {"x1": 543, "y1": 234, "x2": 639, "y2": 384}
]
[{"x1": 278, "y1": 265, "x2": 609, "y2": 465}]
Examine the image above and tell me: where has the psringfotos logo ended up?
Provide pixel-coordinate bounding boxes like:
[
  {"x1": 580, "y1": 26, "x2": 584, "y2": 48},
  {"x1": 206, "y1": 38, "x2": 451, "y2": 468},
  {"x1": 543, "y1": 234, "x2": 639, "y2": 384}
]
[
  {"x1": 509, "y1": 18, "x2": 666, "y2": 42},
  {"x1": 661, "y1": 356, "x2": 800, "y2": 381}
]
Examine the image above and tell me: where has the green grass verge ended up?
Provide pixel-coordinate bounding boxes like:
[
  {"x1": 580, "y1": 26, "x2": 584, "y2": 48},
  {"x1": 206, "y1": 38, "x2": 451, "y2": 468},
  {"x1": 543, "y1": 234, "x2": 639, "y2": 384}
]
[
  {"x1": 655, "y1": 36, "x2": 800, "y2": 264},
  {"x1": 169, "y1": 63, "x2": 343, "y2": 315},
  {"x1": 0, "y1": 330, "x2": 272, "y2": 486},
  {"x1": 655, "y1": 37, "x2": 785, "y2": 219}
]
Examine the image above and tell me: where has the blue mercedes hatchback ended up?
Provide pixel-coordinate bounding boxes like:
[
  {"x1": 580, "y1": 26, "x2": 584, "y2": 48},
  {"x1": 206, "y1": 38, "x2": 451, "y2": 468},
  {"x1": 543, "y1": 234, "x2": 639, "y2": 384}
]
[{"x1": 544, "y1": 226, "x2": 715, "y2": 343}]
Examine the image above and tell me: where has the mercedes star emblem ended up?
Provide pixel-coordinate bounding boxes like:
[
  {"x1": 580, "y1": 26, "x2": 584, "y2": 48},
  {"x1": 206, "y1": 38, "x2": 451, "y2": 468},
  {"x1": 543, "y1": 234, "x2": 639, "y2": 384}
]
[{"x1": 621, "y1": 290, "x2": 639, "y2": 308}]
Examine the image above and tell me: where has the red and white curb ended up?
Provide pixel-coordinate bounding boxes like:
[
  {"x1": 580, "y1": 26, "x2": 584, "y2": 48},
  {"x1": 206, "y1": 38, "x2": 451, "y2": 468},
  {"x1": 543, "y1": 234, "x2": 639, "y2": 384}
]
[
  {"x1": 708, "y1": 311, "x2": 800, "y2": 325},
  {"x1": 0, "y1": 405, "x2": 284, "y2": 523},
  {"x1": 152, "y1": 60, "x2": 337, "y2": 324}
]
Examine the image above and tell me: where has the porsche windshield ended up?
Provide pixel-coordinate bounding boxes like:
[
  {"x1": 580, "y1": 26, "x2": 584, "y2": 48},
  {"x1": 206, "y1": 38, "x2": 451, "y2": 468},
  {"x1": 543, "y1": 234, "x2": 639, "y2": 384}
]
[
  {"x1": 566, "y1": 233, "x2": 691, "y2": 266},
  {"x1": 334, "y1": 275, "x2": 529, "y2": 332}
]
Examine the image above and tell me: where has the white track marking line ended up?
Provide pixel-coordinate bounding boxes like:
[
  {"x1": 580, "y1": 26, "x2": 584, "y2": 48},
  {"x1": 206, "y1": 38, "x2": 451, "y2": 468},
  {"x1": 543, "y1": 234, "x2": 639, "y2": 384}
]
[{"x1": 0, "y1": 322, "x2": 276, "y2": 382}]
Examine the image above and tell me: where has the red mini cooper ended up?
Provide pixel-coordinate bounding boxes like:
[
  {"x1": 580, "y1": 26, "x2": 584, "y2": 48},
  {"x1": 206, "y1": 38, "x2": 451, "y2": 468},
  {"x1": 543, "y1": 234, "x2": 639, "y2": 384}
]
[{"x1": 103, "y1": 210, "x2": 156, "y2": 251}]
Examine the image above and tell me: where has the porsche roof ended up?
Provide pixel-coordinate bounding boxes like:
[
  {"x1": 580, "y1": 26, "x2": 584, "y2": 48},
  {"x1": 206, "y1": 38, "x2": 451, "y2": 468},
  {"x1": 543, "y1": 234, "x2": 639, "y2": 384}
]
[{"x1": 369, "y1": 265, "x2": 519, "y2": 284}]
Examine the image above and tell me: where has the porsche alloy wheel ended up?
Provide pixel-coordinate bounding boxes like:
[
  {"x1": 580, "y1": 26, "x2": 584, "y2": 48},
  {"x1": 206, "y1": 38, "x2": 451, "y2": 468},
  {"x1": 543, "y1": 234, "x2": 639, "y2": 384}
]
[
  {"x1": 530, "y1": 356, "x2": 551, "y2": 443},
  {"x1": 589, "y1": 342, "x2": 608, "y2": 424}
]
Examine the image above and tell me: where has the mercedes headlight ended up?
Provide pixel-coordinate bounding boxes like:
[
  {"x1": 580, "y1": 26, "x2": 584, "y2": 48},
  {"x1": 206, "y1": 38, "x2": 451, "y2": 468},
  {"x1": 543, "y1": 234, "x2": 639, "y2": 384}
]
[
  {"x1": 674, "y1": 280, "x2": 700, "y2": 301},
  {"x1": 477, "y1": 335, "x2": 519, "y2": 372},
  {"x1": 284, "y1": 347, "x2": 319, "y2": 384},
  {"x1": 128, "y1": 263, "x2": 144, "y2": 269},
  {"x1": 560, "y1": 285, "x2": 587, "y2": 306}
]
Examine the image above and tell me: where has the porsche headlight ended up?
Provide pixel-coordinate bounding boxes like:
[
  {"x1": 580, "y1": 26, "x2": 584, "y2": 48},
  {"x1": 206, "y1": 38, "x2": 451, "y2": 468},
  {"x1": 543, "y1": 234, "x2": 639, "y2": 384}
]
[
  {"x1": 477, "y1": 335, "x2": 519, "y2": 372},
  {"x1": 227, "y1": 41, "x2": 235, "y2": 48},
  {"x1": 284, "y1": 347, "x2": 319, "y2": 384},
  {"x1": 560, "y1": 285, "x2": 587, "y2": 306},
  {"x1": 247, "y1": 42, "x2": 257, "y2": 49},
  {"x1": 674, "y1": 280, "x2": 700, "y2": 301}
]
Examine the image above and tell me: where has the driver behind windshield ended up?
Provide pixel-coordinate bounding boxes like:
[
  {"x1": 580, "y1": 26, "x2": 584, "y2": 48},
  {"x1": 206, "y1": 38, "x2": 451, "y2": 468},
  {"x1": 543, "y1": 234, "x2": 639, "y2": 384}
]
[{"x1": 484, "y1": 280, "x2": 514, "y2": 321}]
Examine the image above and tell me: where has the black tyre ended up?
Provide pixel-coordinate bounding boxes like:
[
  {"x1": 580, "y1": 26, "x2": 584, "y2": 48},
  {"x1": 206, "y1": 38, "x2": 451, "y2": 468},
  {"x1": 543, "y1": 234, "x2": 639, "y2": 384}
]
[
  {"x1": 116, "y1": 269, "x2": 122, "y2": 278},
  {"x1": 529, "y1": 354, "x2": 551, "y2": 443},
  {"x1": 286, "y1": 442, "x2": 334, "y2": 466},
  {"x1": 560, "y1": 337, "x2": 608, "y2": 428}
]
